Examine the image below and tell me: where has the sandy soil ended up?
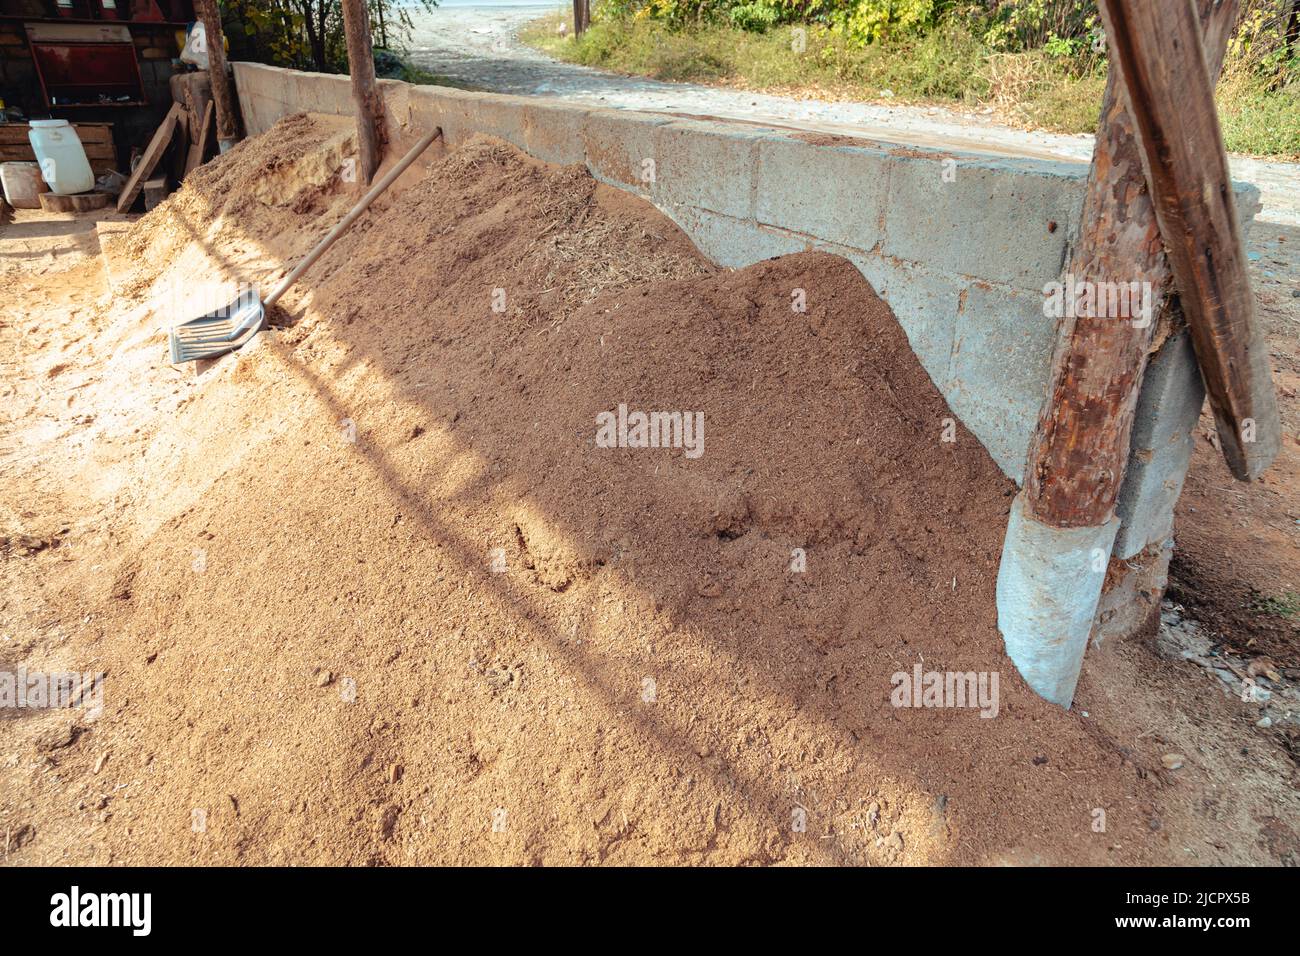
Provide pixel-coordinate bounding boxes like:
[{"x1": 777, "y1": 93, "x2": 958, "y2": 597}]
[
  {"x1": 1169, "y1": 218, "x2": 1300, "y2": 763},
  {"x1": 0, "y1": 114, "x2": 1296, "y2": 866}
]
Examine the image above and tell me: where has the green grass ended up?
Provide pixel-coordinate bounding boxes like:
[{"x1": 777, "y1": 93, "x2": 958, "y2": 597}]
[
  {"x1": 1217, "y1": 72, "x2": 1300, "y2": 159},
  {"x1": 522, "y1": 15, "x2": 1300, "y2": 159},
  {"x1": 1250, "y1": 591, "x2": 1300, "y2": 620},
  {"x1": 525, "y1": 16, "x2": 992, "y2": 100}
]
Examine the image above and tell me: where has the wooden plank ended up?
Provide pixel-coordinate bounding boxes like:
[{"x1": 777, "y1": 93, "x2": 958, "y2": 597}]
[
  {"x1": 0, "y1": 143, "x2": 114, "y2": 161},
  {"x1": 340, "y1": 0, "x2": 382, "y2": 185},
  {"x1": 1098, "y1": 0, "x2": 1280, "y2": 480},
  {"x1": 116, "y1": 103, "x2": 182, "y2": 214},
  {"x1": 0, "y1": 146, "x2": 113, "y2": 162},
  {"x1": 73, "y1": 128, "x2": 113, "y2": 147},
  {"x1": 1023, "y1": 0, "x2": 1240, "y2": 526},
  {"x1": 0, "y1": 124, "x2": 112, "y2": 147},
  {"x1": 70, "y1": 125, "x2": 113, "y2": 146},
  {"x1": 184, "y1": 101, "x2": 214, "y2": 178},
  {"x1": 170, "y1": 107, "x2": 192, "y2": 185},
  {"x1": 24, "y1": 22, "x2": 130, "y2": 44}
]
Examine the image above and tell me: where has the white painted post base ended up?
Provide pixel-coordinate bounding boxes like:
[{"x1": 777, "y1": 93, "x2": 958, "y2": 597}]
[{"x1": 996, "y1": 492, "x2": 1120, "y2": 707}]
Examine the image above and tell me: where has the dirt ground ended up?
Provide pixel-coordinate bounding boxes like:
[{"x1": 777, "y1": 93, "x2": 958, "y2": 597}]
[{"x1": 1, "y1": 113, "x2": 1296, "y2": 865}]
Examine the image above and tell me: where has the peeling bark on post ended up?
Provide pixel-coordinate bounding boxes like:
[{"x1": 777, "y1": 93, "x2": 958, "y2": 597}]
[
  {"x1": 1022, "y1": 0, "x2": 1240, "y2": 528},
  {"x1": 193, "y1": 0, "x2": 238, "y2": 151},
  {"x1": 341, "y1": 0, "x2": 383, "y2": 186},
  {"x1": 1098, "y1": 0, "x2": 1280, "y2": 481}
]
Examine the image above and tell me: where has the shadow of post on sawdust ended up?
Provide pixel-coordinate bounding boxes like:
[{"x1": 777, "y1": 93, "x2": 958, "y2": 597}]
[{"x1": 140, "y1": 131, "x2": 1152, "y2": 865}]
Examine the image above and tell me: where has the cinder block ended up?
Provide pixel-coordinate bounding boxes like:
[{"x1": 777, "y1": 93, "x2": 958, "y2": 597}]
[
  {"x1": 945, "y1": 280, "x2": 1057, "y2": 480},
  {"x1": 581, "y1": 108, "x2": 670, "y2": 194},
  {"x1": 838, "y1": 248, "x2": 962, "y2": 393},
  {"x1": 401, "y1": 85, "x2": 481, "y2": 146},
  {"x1": 447, "y1": 92, "x2": 532, "y2": 149},
  {"x1": 755, "y1": 136, "x2": 892, "y2": 251},
  {"x1": 669, "y1": 208, "x2": 807, "y2": 269},
  {"x1": 1091, "y1": 541, "x2": 1171, "y2": 647},
  {"x1": 653, "y1": 119, "x2": 761, "y2": 219},
  {"x1": 520, "y1": 101, "x2": 589, "y2": 167},
  {"x1": 1114, "y1": 331, "x2": 1205, "y2": 559},
  {"x1": 1234, "y1": 182, "x2": 1263, "y2": 231},
  {"x1": 287, "y1": 70, "x2": 350, "y2": 117},
  {"x1": 882, "y1": 153, "x2": 1083, "y2": 291}
]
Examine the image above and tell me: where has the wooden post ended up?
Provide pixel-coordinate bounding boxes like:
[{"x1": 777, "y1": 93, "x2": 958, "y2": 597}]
[
  {"x1": 1022, "y1": 0, "x2": 1240, "y2": 528},
  {"x1": 341, "y1": 0, "x2": 383, "y2": 186},
  {"x1": 1097, "y1": 0, "x2": 1280, "y2": 480},
  {"x1": 192, "y1": 0, "x2": 238, "y2": 152},
  {"x1": 573, "y1": 0, "x2": 589, "y2": 36}
]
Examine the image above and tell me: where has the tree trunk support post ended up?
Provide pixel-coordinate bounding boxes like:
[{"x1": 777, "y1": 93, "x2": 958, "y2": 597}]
[
  {"x1": 193, "y1": 0, "x2": 239, "y2": 152},
  {"x1": 996, "y1": 0, "x2": 1275, "y2": 707},
  {"x1": 341, "y1": 0, "x2": 384, "y2": 186},
  {"x1": 1099, "y1": 0, "x2": 1280, "y2": 479}
]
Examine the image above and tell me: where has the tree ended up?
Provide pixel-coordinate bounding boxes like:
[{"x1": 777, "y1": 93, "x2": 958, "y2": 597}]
[{"x1": 222, "y1": 0, "x2": 436, "y2": 74}]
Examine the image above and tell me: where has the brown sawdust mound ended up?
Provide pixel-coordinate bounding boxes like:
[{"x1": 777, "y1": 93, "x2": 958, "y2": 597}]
[{"x1": 3, "y1": 113, "x2": 1289, "y2": 866}]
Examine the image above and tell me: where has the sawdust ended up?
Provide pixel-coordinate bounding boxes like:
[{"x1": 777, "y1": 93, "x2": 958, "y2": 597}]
[{"x1": 1, "y1": 113, "x2": 1296, "y2": 865}]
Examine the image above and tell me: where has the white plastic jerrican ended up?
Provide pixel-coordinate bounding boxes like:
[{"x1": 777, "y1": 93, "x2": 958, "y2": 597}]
[{"x1": 28, "y1": 120, "x2": 94, "y2": 196}]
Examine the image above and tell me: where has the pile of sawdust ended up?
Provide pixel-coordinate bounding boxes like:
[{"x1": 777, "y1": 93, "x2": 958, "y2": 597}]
[
  {"x1": 5, "y1": 114, "x2": 1287, "y2": 866},
  {"x1": 111, "y1": 113, "x2": 358, "y2": 301}
]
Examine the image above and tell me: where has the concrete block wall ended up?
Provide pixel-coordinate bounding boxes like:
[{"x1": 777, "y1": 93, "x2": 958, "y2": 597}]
[
  {"x1": 231, "y1": 62, "x2": 1259, "y2": 563},
  {"x1": 1114, "y1": 331, "x2": 1206, "y2": 560}
]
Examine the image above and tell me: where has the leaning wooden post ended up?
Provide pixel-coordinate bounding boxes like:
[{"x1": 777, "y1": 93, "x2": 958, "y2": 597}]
[
  {"x1": 1023, "y1": 0, "x2": 1239, "y2": 530},
  {"x1": 341, "y1": 0, "x2": 383, "y2": 186},
  {"x1": 193, "y1": 0, "x2": 238, "y2": 152},
  {"x1": 1098, "y1": 0, "x2": 1280, "y2": 479},
  {"x1": 997, "y1": 0, "x2": 1241, "y2": 707}
]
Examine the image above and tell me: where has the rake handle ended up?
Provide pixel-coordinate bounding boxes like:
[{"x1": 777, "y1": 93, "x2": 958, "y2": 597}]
[{"x1": 264, "y1": 126, "x2": 444, "y2": 308}]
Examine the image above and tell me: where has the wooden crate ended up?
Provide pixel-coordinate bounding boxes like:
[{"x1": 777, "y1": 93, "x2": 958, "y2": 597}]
[{"x1": 0, "y1": 123, "x2": 117, "y2": 175}]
